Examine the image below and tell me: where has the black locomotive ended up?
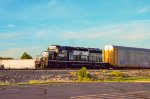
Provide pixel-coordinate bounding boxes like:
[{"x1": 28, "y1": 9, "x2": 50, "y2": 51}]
[{"x1": 35, "y1": 45, "x2": 109, "y2": 69}]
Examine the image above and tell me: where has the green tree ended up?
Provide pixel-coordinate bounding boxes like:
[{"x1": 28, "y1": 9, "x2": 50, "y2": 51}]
[{"x1": 21, "y1": 52, "x2": 33, "y2": 59}]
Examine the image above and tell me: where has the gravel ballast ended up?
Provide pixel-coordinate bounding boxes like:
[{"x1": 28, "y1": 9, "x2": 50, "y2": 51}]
[{"x1": 0, "y1": 69, "x2": 150, "y2": 84}]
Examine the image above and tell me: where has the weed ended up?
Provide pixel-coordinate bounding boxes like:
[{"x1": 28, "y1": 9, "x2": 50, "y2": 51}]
[
  {"x1": 77, "y1": 67, "x2": 92, "y2": 81},
  {"x1": 109, "y1": 71, "x2": 125, "y2": 77},
  {"x1": 70, "y1": 71, "x2": 77, "y2": 77}
]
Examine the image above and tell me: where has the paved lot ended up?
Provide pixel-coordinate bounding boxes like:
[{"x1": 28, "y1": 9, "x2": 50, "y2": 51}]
[{"x1": 0, "y1": 82, "x2": 150, "y2": 99}]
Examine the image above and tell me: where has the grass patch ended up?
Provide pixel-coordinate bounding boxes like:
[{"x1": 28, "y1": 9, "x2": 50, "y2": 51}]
[
  {"x1": 0, "y1": 82, "x2": 11, "y2": 86},
  {"x1": 109, "y1": 71, "x2": 125, "y2": 77},
  {"x1": 28, "y1": 80, "x2": 74, "y2": 85},
  {"x1": 28, "y1": 80, "x2": 57, "y2": 84},
  {"x1": 28, "y1": 80, "x2": 42, "y2": 84},
  {"x1": 104, "y1": 77, "x2": 150, "y2": 82},
  {"x1": 1, "y1": 77, "x2": 150, "y2": 86}
]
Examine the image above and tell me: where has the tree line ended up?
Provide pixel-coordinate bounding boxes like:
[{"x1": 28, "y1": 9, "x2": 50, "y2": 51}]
[
  {"x1": 0, "y1": 52, "x2": 33, "y2": 60},
  {"x1": 0, "y1": 57, "x2": 14, "y2": 60}
]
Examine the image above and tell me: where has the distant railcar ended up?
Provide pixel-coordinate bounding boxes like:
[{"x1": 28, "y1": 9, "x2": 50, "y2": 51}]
[{"x1": 103, "y1": 45, "x2": 150, "y2": 68}]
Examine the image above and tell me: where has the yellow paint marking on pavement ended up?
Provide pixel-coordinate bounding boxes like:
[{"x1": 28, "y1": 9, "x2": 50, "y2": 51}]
[
  {"x1": 6, "y1": 89, "x2": 20, "y2": 91},
  {"x1": 128, "y1": 90, "x2": 147, "y2": 94},
  {"x1": 70, "y1": 91, "x2": 150, "y2": 99}
]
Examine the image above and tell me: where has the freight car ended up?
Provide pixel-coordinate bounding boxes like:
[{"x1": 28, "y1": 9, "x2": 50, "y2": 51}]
[
  {"x1": 103, "y1": 45, "x2": 150, "y2": 68},
  {"x1": 35, "y1": 45, "x2": 110, "y2": 69}
]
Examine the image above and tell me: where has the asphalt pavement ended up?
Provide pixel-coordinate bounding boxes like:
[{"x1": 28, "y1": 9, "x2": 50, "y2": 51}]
[{"x1": 0, "y1": 82, "x2": 150, "y2": 99}]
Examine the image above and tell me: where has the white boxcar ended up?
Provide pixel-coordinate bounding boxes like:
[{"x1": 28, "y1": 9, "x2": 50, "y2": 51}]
[
  {"x1": 103, "y1": 45, "x2": 150, "y2": 68},
  {"x1": 0, "y1": 59, "x2": 35, "y2": 69}
]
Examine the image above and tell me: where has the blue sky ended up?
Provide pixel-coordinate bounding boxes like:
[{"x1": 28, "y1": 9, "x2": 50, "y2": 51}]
[{"x1": 0, "y1": 0, "x2": 150, "y2": 59}]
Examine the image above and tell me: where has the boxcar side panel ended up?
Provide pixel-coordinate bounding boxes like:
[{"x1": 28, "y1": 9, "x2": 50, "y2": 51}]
[
  {"x1": 115, "y1": 46, "x2": 150, "y2": 68},
  {"x1": 114, "y1": 48, "x2": 119, "y2": 66}
]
